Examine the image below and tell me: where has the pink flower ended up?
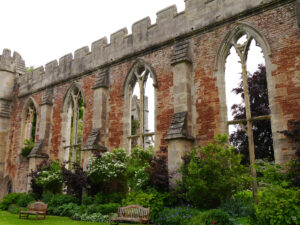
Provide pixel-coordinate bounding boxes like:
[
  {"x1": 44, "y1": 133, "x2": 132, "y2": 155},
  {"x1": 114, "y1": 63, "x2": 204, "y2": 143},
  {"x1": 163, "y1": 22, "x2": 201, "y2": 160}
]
[{"x1": 213, "y1": 221, "x2": 216, "y2": 224}]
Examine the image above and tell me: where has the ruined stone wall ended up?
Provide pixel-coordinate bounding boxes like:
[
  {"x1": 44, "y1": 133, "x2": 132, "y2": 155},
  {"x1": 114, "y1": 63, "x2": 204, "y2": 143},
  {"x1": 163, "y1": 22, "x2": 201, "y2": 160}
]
[{"x1": 0, "y1": 0, "x2": 299, "y2": 196}]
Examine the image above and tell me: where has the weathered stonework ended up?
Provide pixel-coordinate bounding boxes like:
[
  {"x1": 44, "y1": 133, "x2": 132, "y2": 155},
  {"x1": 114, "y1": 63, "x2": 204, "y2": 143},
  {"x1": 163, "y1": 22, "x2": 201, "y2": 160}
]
[{"x1": 0, "y1": 0, "x2": 299, "y2": 198}]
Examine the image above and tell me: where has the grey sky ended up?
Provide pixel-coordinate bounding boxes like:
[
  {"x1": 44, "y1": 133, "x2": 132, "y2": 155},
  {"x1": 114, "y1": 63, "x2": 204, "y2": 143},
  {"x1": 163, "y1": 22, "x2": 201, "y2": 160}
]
[{"x1": 0, "y1": 0, "x2": 184, "y2": 68}]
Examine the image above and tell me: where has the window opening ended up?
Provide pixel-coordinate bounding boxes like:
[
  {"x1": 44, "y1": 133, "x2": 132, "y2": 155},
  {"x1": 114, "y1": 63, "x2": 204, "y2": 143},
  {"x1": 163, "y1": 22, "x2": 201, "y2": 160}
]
[
  {"x1": 24, "y1": 101, "x2": 37, "y2": 142},
  {"x1": 128, "y1": 64, "x2": 155, "y2": 149},
  {"x1": 64, "y1": 88, "x2": 84, "y2": 166},
  {"x1": 225, "y1": 33, "x2": 273, "y2": 201}
]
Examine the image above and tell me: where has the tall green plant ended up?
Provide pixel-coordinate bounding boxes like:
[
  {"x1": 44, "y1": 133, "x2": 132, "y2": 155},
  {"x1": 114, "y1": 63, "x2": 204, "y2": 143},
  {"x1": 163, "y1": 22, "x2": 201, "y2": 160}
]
[{"x1": 179, "y1": 134, "x2": 251, "y2": 208}]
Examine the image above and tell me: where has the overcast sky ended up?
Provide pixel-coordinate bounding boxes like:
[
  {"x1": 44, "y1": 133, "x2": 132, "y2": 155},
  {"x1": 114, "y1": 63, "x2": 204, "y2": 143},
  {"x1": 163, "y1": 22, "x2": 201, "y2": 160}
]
[{"x1": 0, "y1": 0, "x2": 185, "y2": 68}]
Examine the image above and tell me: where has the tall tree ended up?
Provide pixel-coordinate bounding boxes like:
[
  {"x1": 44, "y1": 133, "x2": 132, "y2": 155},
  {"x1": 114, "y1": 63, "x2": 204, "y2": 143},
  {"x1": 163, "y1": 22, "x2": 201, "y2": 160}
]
[{"x1": 229, "y1": 65, "x2": 274, "y2": 164}]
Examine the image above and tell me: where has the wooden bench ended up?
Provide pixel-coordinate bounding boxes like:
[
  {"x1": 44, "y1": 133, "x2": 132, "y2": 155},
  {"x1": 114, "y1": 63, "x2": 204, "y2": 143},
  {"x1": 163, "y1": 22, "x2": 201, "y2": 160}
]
[
  {"x1": 19, "y1": 201, "x2": 48, "y2": 220},
  {"x1": 109, "y1": 205, "x2": 150, "y2": 225}
]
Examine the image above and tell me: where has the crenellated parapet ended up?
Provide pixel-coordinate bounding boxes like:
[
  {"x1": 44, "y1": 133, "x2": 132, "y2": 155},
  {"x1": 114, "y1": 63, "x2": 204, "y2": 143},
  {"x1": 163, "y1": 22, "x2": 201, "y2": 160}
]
[
  {"x1": 16, "y1": 0, "x2": 282, "y2": 97},
  {"x1": 0, "y1": 49, "x2": 25, "y2": 75},
  {"x1": 0, "y1": 49, "x2": 25, "y2": 118}
]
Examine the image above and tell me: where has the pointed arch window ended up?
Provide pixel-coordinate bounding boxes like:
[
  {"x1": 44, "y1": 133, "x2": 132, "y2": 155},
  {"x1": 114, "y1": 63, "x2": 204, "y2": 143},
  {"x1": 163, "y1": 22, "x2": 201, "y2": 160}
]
[
  {"x1": 62, "y1": 85, "x2": 84, "y2": 165},
  {"x1": 124, "y1": 60, "x2": 157, "y2": 150},
  {"x1": 21, "y1": 99, "x2": 37, "y2": 144},
  {"x1": 218, "y1": 26, "x2": 275, "y2": 200}
]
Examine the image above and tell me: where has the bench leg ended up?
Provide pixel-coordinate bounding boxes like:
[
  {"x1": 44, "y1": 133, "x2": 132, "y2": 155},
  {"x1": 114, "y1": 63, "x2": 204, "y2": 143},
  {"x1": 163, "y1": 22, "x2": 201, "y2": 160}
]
[{"x1": 36, "y1": 213, "x2": 38, "y2": 220}]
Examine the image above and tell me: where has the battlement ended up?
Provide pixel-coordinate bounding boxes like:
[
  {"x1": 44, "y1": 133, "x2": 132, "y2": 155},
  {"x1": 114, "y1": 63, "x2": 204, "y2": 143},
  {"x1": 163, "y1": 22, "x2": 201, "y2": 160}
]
[
  {"x1": 17, "y1": 0, "x2": 279, "y2": 96},
  {"x1": 0, "y1": 49, "x2": 25, "y2": 75}
]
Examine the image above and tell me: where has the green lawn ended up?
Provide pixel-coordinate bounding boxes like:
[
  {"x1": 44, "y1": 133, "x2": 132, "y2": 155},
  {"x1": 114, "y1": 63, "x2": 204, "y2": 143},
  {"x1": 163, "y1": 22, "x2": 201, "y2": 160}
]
[{"x1": 0, "y1": 211, "x2": 130, "y2": 225}]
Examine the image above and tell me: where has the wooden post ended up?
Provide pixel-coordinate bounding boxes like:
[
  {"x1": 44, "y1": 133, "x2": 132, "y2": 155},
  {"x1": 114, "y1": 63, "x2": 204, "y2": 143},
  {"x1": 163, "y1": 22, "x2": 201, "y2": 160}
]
[{"x1": 234, "y1": 38, "x2": 258, "y2": 203}]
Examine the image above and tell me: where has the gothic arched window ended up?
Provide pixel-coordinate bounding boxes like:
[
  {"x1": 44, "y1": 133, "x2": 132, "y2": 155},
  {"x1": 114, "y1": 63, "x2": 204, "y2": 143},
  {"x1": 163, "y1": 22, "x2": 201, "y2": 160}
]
[
  {"x1": 21, "y1": 98, "x2": 37, "y2": 145},
  {"x1": 123, "y1": 59, "x2": 157, "y2": 150},
  {"x1": 61, "y1": 84, "x2": 84, "y2": 165},
  {"x1": 215, "y1": 23, "x2": 277, "y2": 200}
]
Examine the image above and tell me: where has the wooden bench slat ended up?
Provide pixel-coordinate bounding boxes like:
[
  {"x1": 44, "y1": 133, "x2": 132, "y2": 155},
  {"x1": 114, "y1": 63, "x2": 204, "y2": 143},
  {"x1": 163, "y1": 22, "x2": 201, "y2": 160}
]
[
  {"x1": 19, "y1": 201, "x2": 48, "y2": 220},
  {"x1": 110, "y1": 205, "x2": 150, "y2": 225}
]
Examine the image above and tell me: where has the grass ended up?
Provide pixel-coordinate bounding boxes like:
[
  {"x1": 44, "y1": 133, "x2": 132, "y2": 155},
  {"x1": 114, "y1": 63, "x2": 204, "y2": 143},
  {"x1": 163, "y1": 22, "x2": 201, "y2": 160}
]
[{"x1": 0, "y1": 211, "x2": 130, "y2": 225}]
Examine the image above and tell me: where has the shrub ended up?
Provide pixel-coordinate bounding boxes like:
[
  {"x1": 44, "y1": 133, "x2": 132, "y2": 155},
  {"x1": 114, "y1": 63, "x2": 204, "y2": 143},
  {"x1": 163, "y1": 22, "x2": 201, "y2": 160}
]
[
  {"x1": 61, "y1": 162, "x2": 89, "y2": 199},
  {"x1": 84, "y1": 203, "x2": 119, "y2": 215},
  {"x1": 20, "y1": 138, "x2": 34, "y2": 157},
  {"x1": 47, "y1": 194, "x2": 80, "y2": 214},
  {"x1": 220, "y1": 190, "x2": 254, "y2": 218},
  {"x1": 107, "y1": 192, "x2": 124, "y2": 203},
  {"x1": 41, "y1": 191, "x2": 54, "y2": 203},
  {"x1": 8, "y1": 204, "x2": 19, "y2": 214},
  {"x1": 88, "y1": 149, "x2": 127, "y2": 194},
  {"x1": 179, "y1": 134, "x2": 251, "y2": 209},
  {"x1": 82, "y1": 194, "x2": 93, "y2": 206},
  {"x1": 255, "y1": 185, "x2": 300, "y2": 225},
  {"x1": 51, "y1": 203, "x2": 80, "y2": 217},
  {"x1": 94, "y1": 192, "x2": 108, "y2": 204},
  {"x1": 96, "y1": 203, "x2": 120, "y2": 215},
  {"x1": 155, "y1": 205, "x2": 200, "y2": 225},
  {"x1": 16, "y1": 193, "x2": 35, "y2": 207},
  {"x1": 122, "y1": 189, "x2": 166, "y2": 221},
  {"x1": 29, "y1": 160, "x2": 63, "y2": 194},
  {"x1": 146, "y1": 153, "x2": 169, "y2": 192},
  {"x1": 126, "y1": 146, "x2": 153, "y2": 191},
  {"x1": 255, "y1": 159, "x2": 290, "y2": 187},
  {"x1": 190, "y1": 209, "x2": 234, "y2": 225},
  {"x1": 0, "y1": 193, "x2": 30, "y2": 210}
]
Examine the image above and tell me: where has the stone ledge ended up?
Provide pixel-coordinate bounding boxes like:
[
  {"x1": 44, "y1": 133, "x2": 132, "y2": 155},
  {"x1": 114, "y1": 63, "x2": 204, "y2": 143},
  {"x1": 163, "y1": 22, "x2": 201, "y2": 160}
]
[
  {"x1": 93, "y1": 68, "x2": 109, "y2": 89},
  {"x1": 165, "y1": 111, "x2": 195, "y2": 141},
  {"x1": 28, "y1": 139, "x2": 49, "y2": 159},
  {"x1": 83, "y1": 128, "x2": 107, "y2": 152}
]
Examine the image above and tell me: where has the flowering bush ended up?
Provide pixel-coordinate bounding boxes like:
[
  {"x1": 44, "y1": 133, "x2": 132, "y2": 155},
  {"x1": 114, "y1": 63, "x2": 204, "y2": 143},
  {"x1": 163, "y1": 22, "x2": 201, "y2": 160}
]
[
  {"x1": 30, "y1": 160, "x2": 63, "y2": 194},
  {"x1": 126, "y1": 146, "x2": 153, "y2": 191},
  {"x1": 155, "y1": 205, "x2": 200, "y2": 225},
  {"x1": 87, "y1": 148, "x2": 127, "y2": 183}
]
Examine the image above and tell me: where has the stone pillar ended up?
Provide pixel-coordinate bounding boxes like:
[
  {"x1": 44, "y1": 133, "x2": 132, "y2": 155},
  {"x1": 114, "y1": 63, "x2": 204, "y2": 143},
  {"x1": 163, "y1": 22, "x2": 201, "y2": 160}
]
[
  {"x1": 166, "y1": 40, "x2": 194, "y2": 189},
  {"x1": 81, "y1": 68, "x2": 109, "y2": 169},
  {"x1": 0, "y1": 49, "x2": 25, "y2": 199},
  {"x1": 0, "y1": 99, "x2": 12, "y2": 198},
  {"x1": 39, "y1": 88, "x2": 53, "y2": 142}
]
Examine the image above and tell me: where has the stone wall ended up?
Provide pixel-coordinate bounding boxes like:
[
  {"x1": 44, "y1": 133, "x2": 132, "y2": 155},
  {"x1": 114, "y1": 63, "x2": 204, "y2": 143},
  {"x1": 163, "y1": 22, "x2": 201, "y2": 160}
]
[{"x1": 0, "y1": 0, "x2": 299, "y2": 196}]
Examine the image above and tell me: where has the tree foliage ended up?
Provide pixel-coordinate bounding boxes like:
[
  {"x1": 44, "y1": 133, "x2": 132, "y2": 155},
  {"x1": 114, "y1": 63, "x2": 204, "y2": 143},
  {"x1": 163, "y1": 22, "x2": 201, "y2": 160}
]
[
  {"x1": 61, "y1": 162, "x2": 89, "y2": 199},
  {"x1": 229, "y1": 65, "x2": 274, "y2": 163}
]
